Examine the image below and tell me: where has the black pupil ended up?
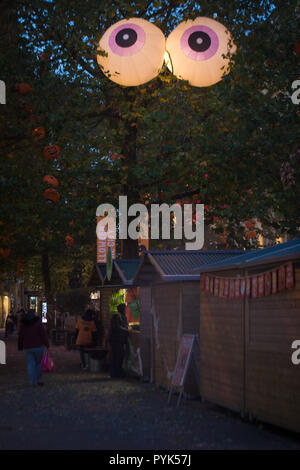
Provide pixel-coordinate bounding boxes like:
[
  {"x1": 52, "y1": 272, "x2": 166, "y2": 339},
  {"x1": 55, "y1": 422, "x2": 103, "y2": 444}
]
[
  {"x1": 188, "y1": 31, "x2": 211, "y2": 52},
  {"x1": 115, "y1": 28, "x2": 137, "y2": 48}
]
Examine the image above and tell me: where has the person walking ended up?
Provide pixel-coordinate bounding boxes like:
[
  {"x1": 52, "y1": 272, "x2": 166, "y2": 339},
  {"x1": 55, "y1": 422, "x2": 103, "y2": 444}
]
[
  {"x1": 109, "y1": 303, "x2": 129, "y2": 378},
  {"x1": 5, "y1": 312, "x2": 15, "y2": 338},
  {"x1": 18, "y1": 309, "x2": 49, "y2": 387},
  {"x1": 16, "y1": 308, "x2": 26, "y2": 334},
  {"x1": 75, "y1": 309, "x2": 97, "y2": 370}
]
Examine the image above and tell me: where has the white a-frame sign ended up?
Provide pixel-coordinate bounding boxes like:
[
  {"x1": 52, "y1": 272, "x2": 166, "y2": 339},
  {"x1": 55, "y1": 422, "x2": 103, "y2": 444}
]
[{"x1": 168, "y1": 334, "x2": 200, "y2": 407}]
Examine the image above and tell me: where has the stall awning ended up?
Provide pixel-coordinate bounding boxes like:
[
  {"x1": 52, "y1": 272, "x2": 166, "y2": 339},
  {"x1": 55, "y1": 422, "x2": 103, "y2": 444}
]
[
  {"x1": 193, "y1": 238, "x2": 300, "y2": 273},
  {"x1": 88, "y1": 259, "x2": 141, "y2": 288}
]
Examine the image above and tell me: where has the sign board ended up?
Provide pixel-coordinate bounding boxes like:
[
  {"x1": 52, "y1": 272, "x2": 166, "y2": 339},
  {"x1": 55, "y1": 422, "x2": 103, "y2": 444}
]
[
  {"x1": 168, "y1": 334, "x2": 200, "y2": 407},
  {"x1": 96, "y1": 215, "x2": 116, "y2": 263}
]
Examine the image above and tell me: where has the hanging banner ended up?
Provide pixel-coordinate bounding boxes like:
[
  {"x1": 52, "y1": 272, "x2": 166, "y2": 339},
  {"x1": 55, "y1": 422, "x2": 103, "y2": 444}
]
[
  {"x1": 223, "y1": 279, "x2": 229, "y2": 298},
  {"x1": 138, "y1": 236, "x2": 149, "y2": 253},
  {"x1": 209, "y1": 276, "x2": 214, "y2": 295},
  {"x1": 272, "y1": 269, "x2": 277, "y2": 294},
  {"x1": 258, "y1": 274, "x2": 265, "y2": 297},
  {"x1": 219, "y1": 278, "x2": 225, "y2": 298},
  {"x1": 286, "y1": 263, "x2": 294, "y2": 288},
  {"x1": 252, "y1": 276, "x2": 258, "y2": 298},
  {"x1": 96, "y1": 215, "x2": 116, "y2": 263},
  {"x1": 214, "y1": 277, "x2": 220, "y2": 297},
  {"x1": 200, "y1": 263, "x2": 295, "y2": 299},
  {"x1": 246, "y1": 277, "x2": 251, "y2": 297},
  {"x1": 240, "y1": 278, "x2": 246, "y2": 298},
  {"x1": 234, "y1": 279, "x2": 241, "y2": 299},
  {"x1": 264, "y1": 271, "x2": 272, "y2": 296},
  {"x1": 229, "y1": 279, "x2": 235, "y2": 299},
  {"x1": 278, "y1": 265, "x2": 286, "y2": 291}
]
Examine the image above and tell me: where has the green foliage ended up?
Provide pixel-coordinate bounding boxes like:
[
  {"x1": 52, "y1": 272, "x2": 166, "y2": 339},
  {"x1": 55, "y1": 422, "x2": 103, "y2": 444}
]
[
  {"x1": 0, "y1": 0, "x2": 299, "y2": 296},
  {"x1": 55, "y1": 288, "x2": 91, "y2": 316},
  {"x1": 109, "y1": 290, "x2": 125, "y2": 312}
]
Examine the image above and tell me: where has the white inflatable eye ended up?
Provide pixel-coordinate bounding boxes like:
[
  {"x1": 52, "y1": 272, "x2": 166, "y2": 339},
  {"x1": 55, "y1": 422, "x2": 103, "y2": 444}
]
[
  {"x1": 97, "y1": 18, "x2": 165, "y2": 86},
  {"x1": 166, "y1": 17, "x2": 236, "y2": 87}
]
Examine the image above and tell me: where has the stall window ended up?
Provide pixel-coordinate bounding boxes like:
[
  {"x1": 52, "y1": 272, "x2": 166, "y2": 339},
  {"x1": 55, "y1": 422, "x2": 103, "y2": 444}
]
[{"x1": 29, "y1": 296, "x2": 37, "y2": 312}]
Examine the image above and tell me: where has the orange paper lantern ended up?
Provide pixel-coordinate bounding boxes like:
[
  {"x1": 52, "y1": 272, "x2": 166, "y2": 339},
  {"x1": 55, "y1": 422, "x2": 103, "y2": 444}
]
[
  {"x1": 0, "y1": 248, "x2": 11, "y2": 258},
  {"x1": 245, "y1": 219, "x2": 256, "y2": 229},
  {"x1": 44, "y1": 145, "x2": 60, "y2": 160},
  {"x1": 32, "y1": 126, "x2": 45, "y2": 140},
  {"x1": 15, "y1": 82, "x2": 32, "y2": 95},
  {"x1": 246, "y1": 230, "x2": 256, "y2": 239},
  {"x1": 65, "y1": 233, "x2": 74, "y2": 247},
  {"x1": 43, "y1": 175, "x2": 59, "y2": 187},
  {"x1": 44, "y1": 188, "x2": 60, "y2": 203}
]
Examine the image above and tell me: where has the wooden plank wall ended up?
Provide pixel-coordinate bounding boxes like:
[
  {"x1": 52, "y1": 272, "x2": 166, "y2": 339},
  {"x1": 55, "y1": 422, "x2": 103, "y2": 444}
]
[
  {"x1": 151, "y1": 282, "x2": 200, "y2": 394},
  {"x1": 200, "y1": 288, "x2": 245, "y2": 413},
  {"x1": 245, "y1": 266, "x2": 300, "y2": 433},
  {"x1": 181, "y1": 283, "x2": 201, "y2": 395},
  {"x1": 139, "y1": 286, "x2": 152, "y2": 380},
  {"x1": 152, "y1": 283, "x2": 180, "y2": 389}
]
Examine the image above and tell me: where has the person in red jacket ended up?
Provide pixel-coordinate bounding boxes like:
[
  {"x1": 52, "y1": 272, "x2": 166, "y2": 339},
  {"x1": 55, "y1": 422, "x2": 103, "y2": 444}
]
[{"x1": 18, "y1": 309, "x2": 49, "y2": 387}]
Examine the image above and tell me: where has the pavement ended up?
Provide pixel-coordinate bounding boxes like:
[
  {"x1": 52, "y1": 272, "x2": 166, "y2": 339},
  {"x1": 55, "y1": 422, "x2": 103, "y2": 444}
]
[{"x1": 0, "y1": 330, "x2": 300, "y2": 451}]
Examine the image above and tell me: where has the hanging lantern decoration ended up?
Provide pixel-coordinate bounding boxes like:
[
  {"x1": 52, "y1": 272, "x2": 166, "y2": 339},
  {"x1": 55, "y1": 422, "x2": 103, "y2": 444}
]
[
  {"x1": 246, "y1": 230, "x2": 257, "y2": 240},
  {"x1": 245, "y1": 218, "x2": 256, "y2": 229},
  {"x1": 32, "y1": 126, "x2": 45, "y2": 140},
  {"x1": 165, "y1": 17, "x2": 236, "y2": 87},
  {"x1": 43, "y1": 175, "x2": 59, "y2": 187},
  {"x1": 44, "y1": 145, "x2": 60, "y2": 160},
  {"x1": 44, "y1": 188, "x2": 60, "y2": 203},
  {"x1": 14, "y1": 82, "x2": 32, "y2": 95},
  {"x1": 65, "y1": 233, "x2": 74, "y2": 248},
  {"x1": 97, "y1": 18, "x2": 165, "y2": 86},
  {"x1": 294, "y1": 40, "x2": 300, "y2": 55},
  {"x1": 0, "y1": 248, "x2": 11, "y2": 258},
  {"x1": 110, "y1": 152, "x2": 120, "y2": 161},
  {"x1": 19, "y1": 99, "x2": 33, "y2": 113}
]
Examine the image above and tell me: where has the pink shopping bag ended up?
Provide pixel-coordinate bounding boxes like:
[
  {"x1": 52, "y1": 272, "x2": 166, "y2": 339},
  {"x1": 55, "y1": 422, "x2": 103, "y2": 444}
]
[{"x1": 41, "y1": 350, "x2": 56, "y2": 372}]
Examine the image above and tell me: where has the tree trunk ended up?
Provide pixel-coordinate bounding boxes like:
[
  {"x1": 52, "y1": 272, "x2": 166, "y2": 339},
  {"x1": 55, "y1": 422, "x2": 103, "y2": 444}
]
[
  {"x1": 41, "y1": 252, "x2": 55, "y2": 333},
  {"x1": 120, "y1": 238, "x2": 139, "y2": 259}
]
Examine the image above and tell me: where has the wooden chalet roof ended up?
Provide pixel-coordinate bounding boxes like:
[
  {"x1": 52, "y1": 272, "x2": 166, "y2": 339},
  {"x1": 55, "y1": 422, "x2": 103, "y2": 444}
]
[
  {"x1": 194, "y1": 238, "x2": 300, "y2": 273},
  {"x1": 133, "y1": 250, "x2": 246, "y2": 284}
]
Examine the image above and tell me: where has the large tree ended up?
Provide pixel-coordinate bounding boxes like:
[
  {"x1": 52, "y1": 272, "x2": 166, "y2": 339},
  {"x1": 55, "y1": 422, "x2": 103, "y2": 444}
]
[{"x1": 1, "y1": 0, "x2": 299, "y2": 321}]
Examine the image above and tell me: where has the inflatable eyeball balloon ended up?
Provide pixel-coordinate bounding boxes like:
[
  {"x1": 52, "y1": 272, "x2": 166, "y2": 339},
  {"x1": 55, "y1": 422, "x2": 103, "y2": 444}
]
[
  {"x1": 97, "y1": 18, "x2": 165, "y2": 86},
  {"x1": 166, "y1": 17, "x2": 236, "y2": 87}
]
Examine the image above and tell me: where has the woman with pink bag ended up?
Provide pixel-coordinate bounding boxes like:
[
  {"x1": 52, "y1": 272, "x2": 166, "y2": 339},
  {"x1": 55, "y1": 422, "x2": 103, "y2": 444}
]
[{"x1": 18, "y1": 309, "x2": 50, "y2": 387}]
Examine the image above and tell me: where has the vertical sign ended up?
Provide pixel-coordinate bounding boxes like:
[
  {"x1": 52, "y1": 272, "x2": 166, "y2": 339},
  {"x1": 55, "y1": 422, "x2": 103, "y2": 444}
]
[
  {"x1": 0, "y1": 340, "x2": 6, "y2": 365},
  {"x1": 168, "y1": 334, "x2": 200, "y2": 407},
  {"x1": 96, "y1": 215, "x2": 116, "y2": 263},
  {"x1": 0, "y1": 80, "x2": 6, "y2": 105}
]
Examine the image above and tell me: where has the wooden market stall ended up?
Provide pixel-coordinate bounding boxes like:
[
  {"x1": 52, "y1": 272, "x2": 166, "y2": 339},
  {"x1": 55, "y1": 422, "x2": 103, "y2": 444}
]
[
  {"x1": 88, "y1": 259, "x2": 142, "y2": 375},
  {"x1": 133, "y1": 250, "x2": 245, "y2": 394},
  {"x1": 195, "y1": 238, "x2": 300, "y2": 433}
]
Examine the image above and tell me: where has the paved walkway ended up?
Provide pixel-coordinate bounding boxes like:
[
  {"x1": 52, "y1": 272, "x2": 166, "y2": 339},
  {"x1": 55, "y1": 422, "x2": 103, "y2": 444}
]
[{"x1": 0, "y1": 331, "x2": 300, "y2": 450}]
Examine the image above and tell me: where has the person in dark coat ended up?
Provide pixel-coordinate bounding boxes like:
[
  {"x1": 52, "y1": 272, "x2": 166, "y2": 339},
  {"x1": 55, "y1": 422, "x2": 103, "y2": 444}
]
[
  {"x1": 109, "y1": 303, "x2": 129, "y2": 378},
  {"x1": 75, "y1": 309, "x2": 98, "y2": 370},
  {"x1": 5, "y1": 312, "x2": 14, "y2": 337},
  {"x1": 18, "y1": 309, "x2": 49, "y2": 387}
]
